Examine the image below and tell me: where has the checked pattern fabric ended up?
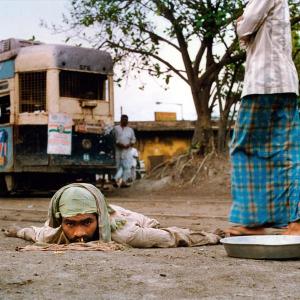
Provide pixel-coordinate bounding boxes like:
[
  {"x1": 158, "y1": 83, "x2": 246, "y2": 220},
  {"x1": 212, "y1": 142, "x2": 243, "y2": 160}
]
[{"x1": 229, "y1": 94, "x2": 300, "y2": 227}]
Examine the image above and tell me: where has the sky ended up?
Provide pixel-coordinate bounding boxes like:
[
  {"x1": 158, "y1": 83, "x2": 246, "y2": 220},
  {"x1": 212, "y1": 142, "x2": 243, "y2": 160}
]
[{"x1": 0, "y1": 0, "x2": 197, "y2": 121}]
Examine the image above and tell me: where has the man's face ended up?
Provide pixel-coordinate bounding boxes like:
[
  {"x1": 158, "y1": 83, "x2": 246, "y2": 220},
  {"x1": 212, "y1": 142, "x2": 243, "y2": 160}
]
[
  {"x1": 120, "y1": 116, "x2": 128, "y2": 127},
  {"x1": 61, "y1": 213, "x2": 98, "y2": 243}
]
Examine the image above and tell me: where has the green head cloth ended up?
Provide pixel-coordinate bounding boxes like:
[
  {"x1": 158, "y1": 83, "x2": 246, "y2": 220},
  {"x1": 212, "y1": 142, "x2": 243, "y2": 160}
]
[
  {"x1": 49, "y1": 183, "x2": 113, "y2": 242},
  {"x1": 58, "y1": 187, "x2": 98, "y2": 218}
]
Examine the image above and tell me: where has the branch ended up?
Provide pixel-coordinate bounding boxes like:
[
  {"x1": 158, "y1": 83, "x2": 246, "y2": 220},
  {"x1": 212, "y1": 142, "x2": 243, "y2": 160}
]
[
  {"x1": 108, "y1": 41, "x2": 189, "y2": 83},
  {"x1": 153, "y1": 0, "x2": 194, "y2": 82},
  {"x1": 294, "y1": 48, "x2": 300, "y2": 60},
  {"x1": 206, "y1": 38, "x2": 215, "y2": 69},
  {"x1": 291, "y1": 16, "x2": 300, "y2": 27},
  {"x1": 194, "y1": 42, "x2": 206, "y2": 74},
  {"x1": 136, "y1": 26, "x2": 181, "y2": 52},
  {"x1": 224, "y1": 64, "x2": 239, "y2": 111}
]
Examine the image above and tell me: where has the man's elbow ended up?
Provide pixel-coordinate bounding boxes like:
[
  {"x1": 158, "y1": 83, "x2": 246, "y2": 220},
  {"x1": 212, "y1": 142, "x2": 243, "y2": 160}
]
[
  {"x1": 237, "y1": 24, "x2": 256, "y2": 38},
  {"x1": 237, "y1": 14, "x2": 266, "y2": 38}
]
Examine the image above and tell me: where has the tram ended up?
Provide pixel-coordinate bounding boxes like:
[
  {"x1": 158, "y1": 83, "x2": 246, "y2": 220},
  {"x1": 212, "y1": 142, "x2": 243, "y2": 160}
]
[{"x1": 0, "y1": 38, "x2": 115, "y2": 194}]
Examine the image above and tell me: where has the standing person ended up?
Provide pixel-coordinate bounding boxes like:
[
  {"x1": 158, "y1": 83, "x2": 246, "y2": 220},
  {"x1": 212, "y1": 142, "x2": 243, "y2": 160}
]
[
  {"x1": 113, "y1": 114, "x2": 136, "y2": 187},
  {"x1": 226, "y1": 0, "x2": 299, "y2": 236},
  {"x1": 130, "y1": 147, "x2": 139, "y2": 181}
]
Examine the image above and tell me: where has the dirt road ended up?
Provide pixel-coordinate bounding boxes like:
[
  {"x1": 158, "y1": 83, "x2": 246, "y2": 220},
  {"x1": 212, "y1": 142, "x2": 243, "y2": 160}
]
[{"x1": 1, "y1": 187, "x2": 300, "y2": 299}]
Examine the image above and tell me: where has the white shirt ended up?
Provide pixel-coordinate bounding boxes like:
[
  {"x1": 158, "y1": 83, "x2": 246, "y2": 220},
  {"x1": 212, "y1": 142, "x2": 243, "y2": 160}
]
[
  {"x1": 237, "y1": 0, "x2": 299, "y2": 97},
  {"x1": 113, "y1": 125, "x2": 136, "y2": 146},
  {"x1": 113, "y1": 125, "x2": 136, "y2": 161}
]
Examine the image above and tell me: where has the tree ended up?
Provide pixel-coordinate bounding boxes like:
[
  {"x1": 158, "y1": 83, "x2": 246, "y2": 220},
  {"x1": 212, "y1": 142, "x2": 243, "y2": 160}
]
[
  {"x1": 61, "y1": 0, "x2": 299, "y2": 153},
  {"x1": 292, "y1": 27, "x2": 300, "y2": 76},
  {"x1": 214, "y1": 62, "x2": 244, "y2": 152}
]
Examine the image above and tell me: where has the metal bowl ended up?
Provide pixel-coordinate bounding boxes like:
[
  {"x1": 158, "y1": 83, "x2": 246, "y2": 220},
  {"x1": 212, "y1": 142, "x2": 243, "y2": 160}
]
[{"x1": 220, "y1": 235, "x2": 300, "y2": 260}]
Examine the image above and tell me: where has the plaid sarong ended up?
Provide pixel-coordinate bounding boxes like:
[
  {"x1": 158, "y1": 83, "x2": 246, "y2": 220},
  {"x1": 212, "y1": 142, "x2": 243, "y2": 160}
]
[{"x1": 230, "y1": 94, "x2": 300, "y2": 227}]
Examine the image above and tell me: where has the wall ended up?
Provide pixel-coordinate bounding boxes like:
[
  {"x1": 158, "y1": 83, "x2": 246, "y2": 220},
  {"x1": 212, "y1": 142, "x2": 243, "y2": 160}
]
[
  {"x1": 137, "y1": 132, "x2": 192, "y2": 170},
  {"x1": 130, "y1": 121, "x2": 195, "y2": 171}
]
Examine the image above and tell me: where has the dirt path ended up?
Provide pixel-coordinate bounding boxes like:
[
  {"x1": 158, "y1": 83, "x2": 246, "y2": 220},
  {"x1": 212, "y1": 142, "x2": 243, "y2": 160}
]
[{"x1": 1, "y1": 188, "x2": 300, "y2": 299}]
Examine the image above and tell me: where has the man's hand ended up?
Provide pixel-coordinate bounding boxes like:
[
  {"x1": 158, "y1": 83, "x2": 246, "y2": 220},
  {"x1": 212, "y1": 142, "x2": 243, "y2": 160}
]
[
  {"x1": 240, "y1": 35, "x2": 251, "y2": 43},
  {"x1": 3, "y1": 225, "x2": 22, "y2": 237},
  {"x1": 117, "y1": 143, "x2": 130, "y2": 149},
  {"x1": 237, "y1": 15, "x2": 244, "y2": 23}
]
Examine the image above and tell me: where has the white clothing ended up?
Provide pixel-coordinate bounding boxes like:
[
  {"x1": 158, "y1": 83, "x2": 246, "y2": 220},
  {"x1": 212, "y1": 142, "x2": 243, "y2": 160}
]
[
  {"x1": 113, "y1": 125, "x2": 136, "y2": 181},
  {"x1": 237, "y1": 0, "x2": 299, "y2": 97},
  {"x1": 113, "y1": 124, "x2": 136, "y2": 163},
  {"x1": 113, "y1": 125, "x2": 136, "y2": 150},
  {"x1": 130, "y1": 147, "x2": 139, "y2": 168},
  {"x1": 130, "y1": 147, "x2": 139, "y2": 181}
]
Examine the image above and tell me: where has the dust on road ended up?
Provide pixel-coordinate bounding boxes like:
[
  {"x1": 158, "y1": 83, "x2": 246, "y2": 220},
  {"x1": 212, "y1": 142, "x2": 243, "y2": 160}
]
[{"x1": 1, "y1": 187, "x2": 299, "y2": 299}]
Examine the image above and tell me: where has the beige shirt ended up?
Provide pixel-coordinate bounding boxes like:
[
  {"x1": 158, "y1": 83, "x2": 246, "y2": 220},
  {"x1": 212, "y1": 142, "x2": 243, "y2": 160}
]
[
  {"x1": 15, "y1": 204, "x2": 220, "y2": 248},
  {"x1": 237, "y1": 0, "x2": 299, "y2": 97}
]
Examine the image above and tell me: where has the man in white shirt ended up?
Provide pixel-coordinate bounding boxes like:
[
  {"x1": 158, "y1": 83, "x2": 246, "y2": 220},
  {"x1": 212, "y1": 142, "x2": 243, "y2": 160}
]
[
  {"x1": 113, "y1": 115, "x2": 136, "y2": 187},
  {"x1": 237, "y1": 0, "x2": 298, "y2": 97},
  {"x1": 226, "y1": 0, "x2": 300, "y2": 236}
]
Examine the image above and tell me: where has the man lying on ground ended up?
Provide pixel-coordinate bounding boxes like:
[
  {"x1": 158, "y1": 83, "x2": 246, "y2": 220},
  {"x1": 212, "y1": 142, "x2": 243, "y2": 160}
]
[{"x1": 4, "y1": 183, "x2": 220, "y2": 248}]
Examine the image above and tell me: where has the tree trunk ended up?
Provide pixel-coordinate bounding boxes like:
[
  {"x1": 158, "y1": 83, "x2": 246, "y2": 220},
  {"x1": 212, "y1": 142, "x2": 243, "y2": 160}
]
[
  {"x1": 190, "y1": 82, "x2": 215, "y2": 155},
  {"x1": 191, "y1": 115, "x2": 214, "y2": 155},
  {"x1": 217, "y1": 117, "x2": 229, "y2": 153}
]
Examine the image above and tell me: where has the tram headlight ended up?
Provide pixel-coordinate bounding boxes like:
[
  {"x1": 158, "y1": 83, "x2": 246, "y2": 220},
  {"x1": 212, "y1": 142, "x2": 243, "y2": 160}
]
[{"x1": 81, "y1": 138, "x2": 92, "y2": 150}]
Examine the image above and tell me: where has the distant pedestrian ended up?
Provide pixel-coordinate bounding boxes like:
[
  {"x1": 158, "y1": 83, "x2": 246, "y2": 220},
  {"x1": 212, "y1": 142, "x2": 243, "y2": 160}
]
[
  {"x1": 113, "y1": 115, "x2": 136, "y2": 187},
  {"x1": 130, "y1": 147, "x2": 139, "y2": 181}
]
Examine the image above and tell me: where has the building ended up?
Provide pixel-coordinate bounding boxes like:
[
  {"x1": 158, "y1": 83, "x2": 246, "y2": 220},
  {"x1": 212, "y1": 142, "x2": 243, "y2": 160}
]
[{"x1": 130, "y1": 121, "x2": 195, "y2": 171}]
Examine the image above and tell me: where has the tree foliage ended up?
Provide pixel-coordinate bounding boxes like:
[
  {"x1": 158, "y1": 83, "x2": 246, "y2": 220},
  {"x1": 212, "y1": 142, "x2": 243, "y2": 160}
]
[
  {"x1": 292, "y1": 27, "x2": 300, "y2": 75},
  {"x1": 61, "y1": 0, "x2": 300, "y2": 153}
]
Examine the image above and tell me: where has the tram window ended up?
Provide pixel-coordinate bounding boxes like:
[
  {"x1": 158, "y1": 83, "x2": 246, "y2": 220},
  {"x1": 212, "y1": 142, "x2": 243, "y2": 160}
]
[
  {"x1": 0, "y1": 81, "x2": 9, "y2": 92},
  {"x1": 0, "y1": 95, "x2": 10, "y2": 124},
  {"x1": 19, "y1": 72, "x2": 46, "y2": 113},
  {"x1": 59, "y1": 70, "x2": 106, "y2": 100}
]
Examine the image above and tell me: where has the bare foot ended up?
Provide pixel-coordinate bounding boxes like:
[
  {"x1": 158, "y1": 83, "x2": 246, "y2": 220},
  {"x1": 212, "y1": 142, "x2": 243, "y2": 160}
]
[
  {"x1": 224, "y1": 226, "x2": 266, "y2": 237},
  {"x1": 282, "y1": 222, "x2": 300, "y2": 235}
]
